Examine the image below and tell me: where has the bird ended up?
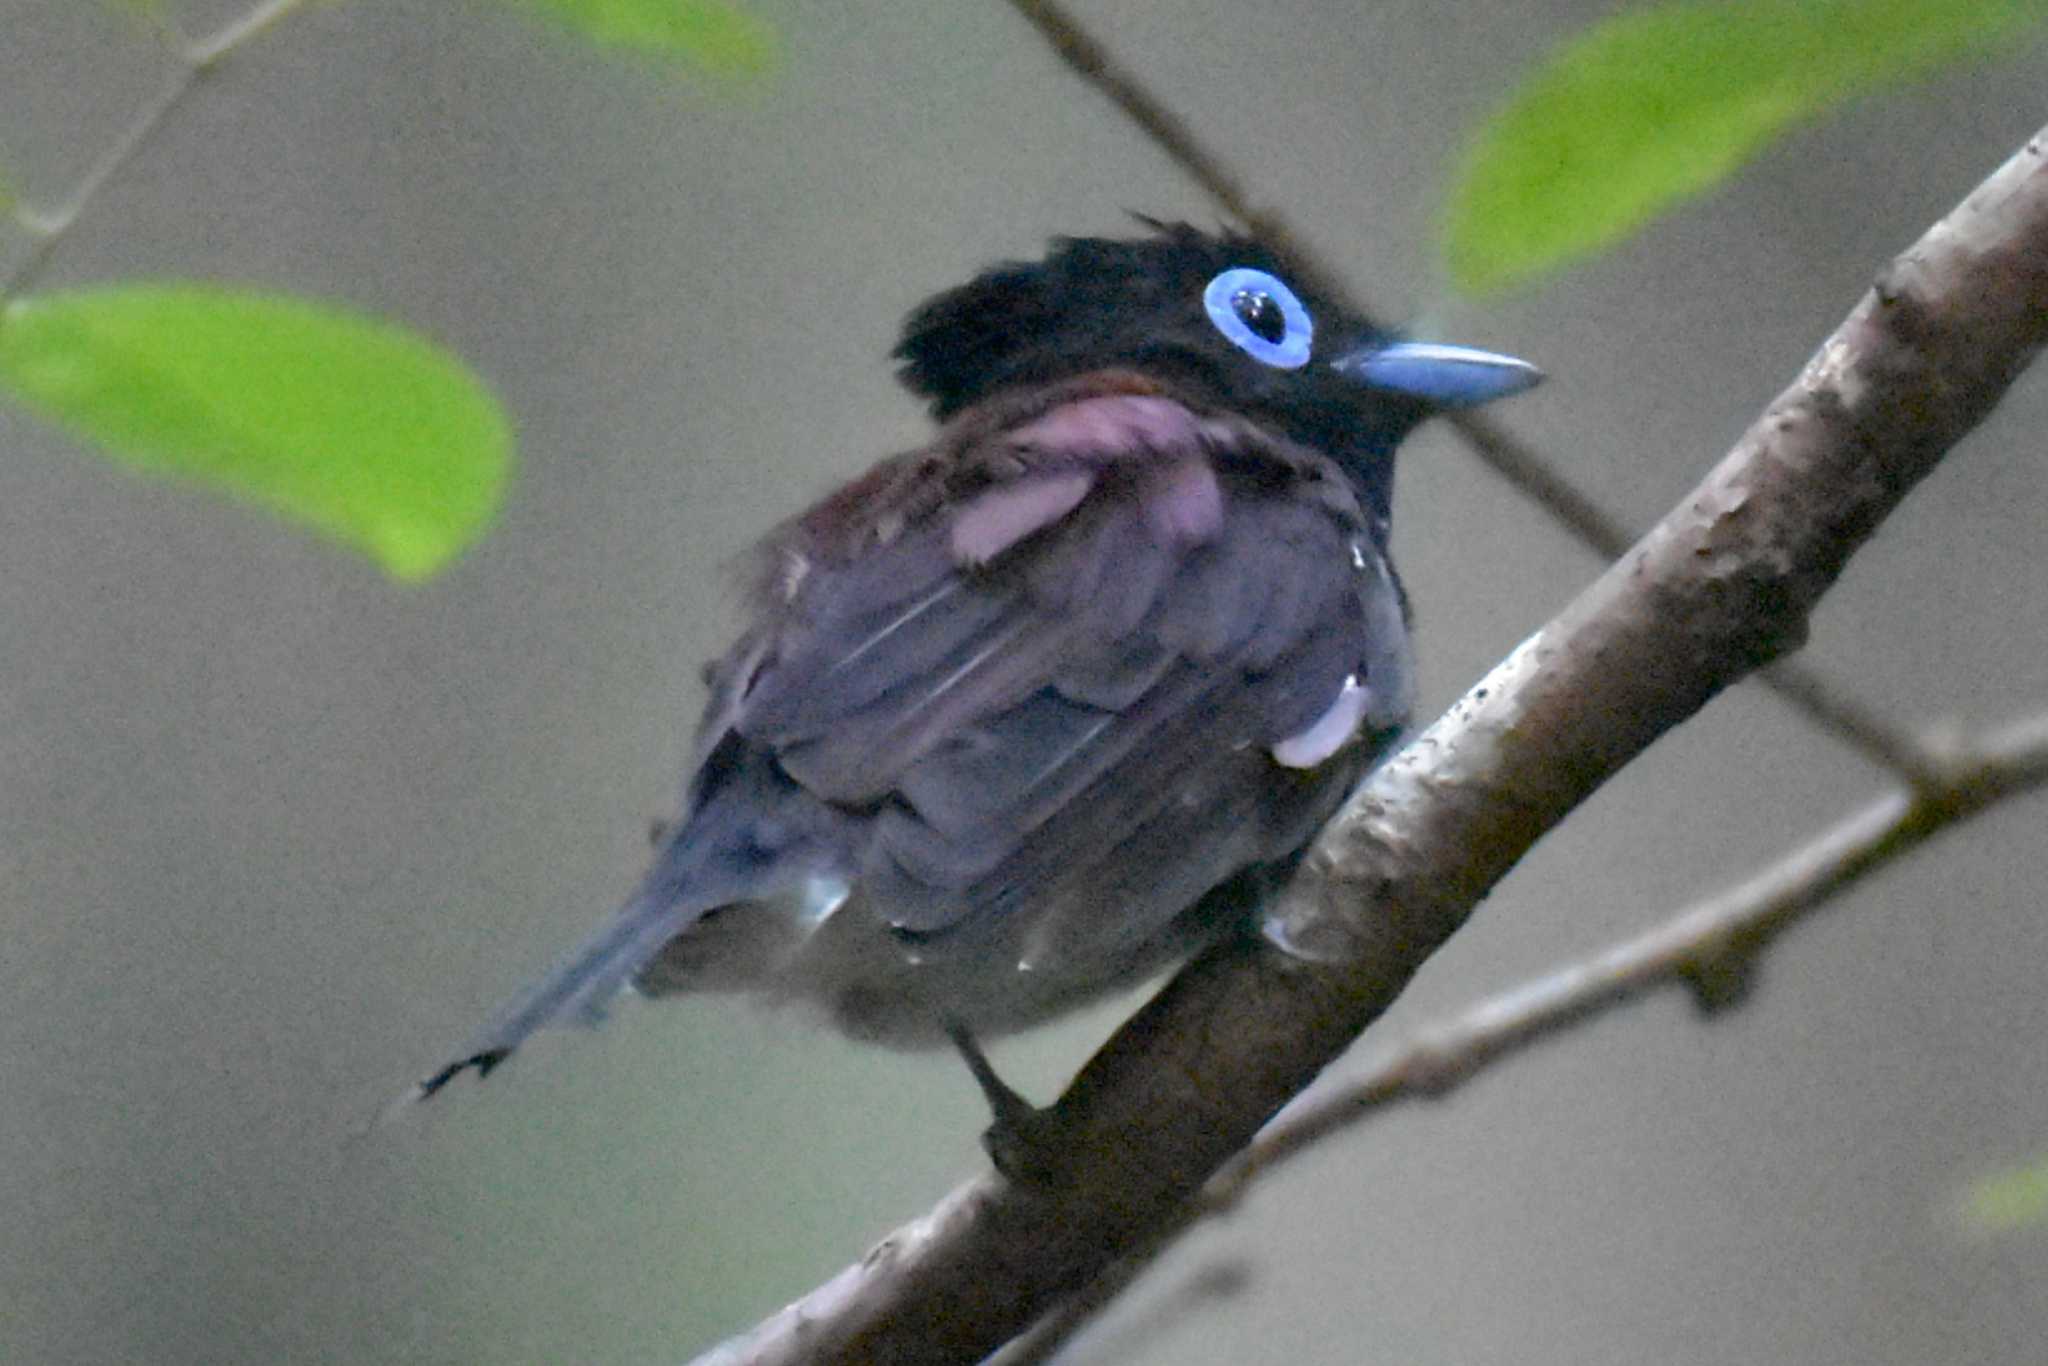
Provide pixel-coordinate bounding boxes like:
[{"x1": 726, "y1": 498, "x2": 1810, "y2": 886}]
[{"x1": 409, "y1": 223, "x2": 1540, "y2": 1140}]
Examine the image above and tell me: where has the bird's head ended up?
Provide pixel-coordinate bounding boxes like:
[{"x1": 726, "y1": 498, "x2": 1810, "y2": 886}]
[{"x1": 893, "y1": 223, "x2": 1540, "y2": 523}]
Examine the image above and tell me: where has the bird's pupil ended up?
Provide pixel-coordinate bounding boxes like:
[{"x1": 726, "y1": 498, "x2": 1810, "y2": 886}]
[{"x1": 1232, "y1": 289, "x2": 1287, "y2": 344}]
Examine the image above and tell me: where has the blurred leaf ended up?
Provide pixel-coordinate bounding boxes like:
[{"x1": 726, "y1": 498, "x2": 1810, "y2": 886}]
[
  {"x1": 1956, "y1": 1154, "x2": 2048, "y2": 1237},
  {"x1": 499, "y1": 0, "x2": 778, "y2": 77},
  {"x1": 0, "y1": 284, "x2": 513, "y2": 582},
  {"x1": 1443, "y1": 0, "x2": 2048, "y2": 296}
]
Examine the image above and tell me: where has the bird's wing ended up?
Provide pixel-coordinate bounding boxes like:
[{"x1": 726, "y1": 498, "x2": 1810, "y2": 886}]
[{"x1": 718, "y1": 374, "x2": 1402, "y2": 971}]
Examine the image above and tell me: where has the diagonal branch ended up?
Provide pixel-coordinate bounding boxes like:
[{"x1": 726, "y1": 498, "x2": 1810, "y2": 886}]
[
  {"x1": 1251, "y1": 712, "x2": 2048, "y2": 1161},
  {"x1": 694, "y1": 126, "x2": 2048, "y2": 1366},
  {"x1": 994, "y1": 710, "x2": 2048, "y2": 1362},
  {"x1": 999, "y1": 0, "x2": 1946, "y2": 787}
]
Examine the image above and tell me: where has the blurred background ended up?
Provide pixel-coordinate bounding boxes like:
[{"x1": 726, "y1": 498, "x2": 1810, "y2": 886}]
[{"x1": 2, "y1": 1, "x2": 2045, "y2": 1362}]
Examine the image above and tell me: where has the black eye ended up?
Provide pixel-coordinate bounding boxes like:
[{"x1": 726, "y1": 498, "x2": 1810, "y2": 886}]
[
  {"x1": 1202, "y1": 267, "x2": 1313, "y2": 369},
  {"x1": 1232, "y1": 289, "x2": 1288, "y2": 344}
]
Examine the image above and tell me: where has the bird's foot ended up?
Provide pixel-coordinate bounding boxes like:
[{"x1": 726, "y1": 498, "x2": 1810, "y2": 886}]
[{"x1": 945, "y1": 1021, "x2": 1071, "y2": 1183}]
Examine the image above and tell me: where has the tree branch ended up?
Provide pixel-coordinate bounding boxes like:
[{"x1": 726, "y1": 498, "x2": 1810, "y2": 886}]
[
  {"x1": 693, "y1": 126, "x2": 2048, "y2": 1366},
  {"x1": 991, "y1": 710, "x2": 2048, "y2": 1361}
]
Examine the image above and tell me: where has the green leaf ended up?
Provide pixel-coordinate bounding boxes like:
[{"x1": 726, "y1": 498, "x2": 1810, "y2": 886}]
[
  {"x1": 499, "y1": 0, "x2": 778, "y2": 77},
  {"x1": 1956, "y1": 1154, "x2": 2048, "y2": 1237},
  {"x1": 1442, "y1": 0, "x2": 2048, "y2": 296},
  {"x1": 0, "y1": 284, "x2": 513, "y2": 582}
]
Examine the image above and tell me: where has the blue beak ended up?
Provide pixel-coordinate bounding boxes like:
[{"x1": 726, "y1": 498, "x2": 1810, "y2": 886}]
[{"x1": 1332, "y1": 340, "x2": 1544, "y2": 408}]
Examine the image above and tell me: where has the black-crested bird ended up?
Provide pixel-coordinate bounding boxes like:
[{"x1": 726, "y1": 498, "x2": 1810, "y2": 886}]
[{"x1": 411, "y1": 225, "x2": 1539, "y2": 1139}]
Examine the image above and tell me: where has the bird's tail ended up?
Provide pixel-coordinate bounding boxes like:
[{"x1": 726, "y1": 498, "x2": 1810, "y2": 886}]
[
  {"x1": 394, "y1": 744, "x2": 823, "y2": 1114},
  {"x1": 401, "y1": 841, "x2": 749, "y2": 1108}
]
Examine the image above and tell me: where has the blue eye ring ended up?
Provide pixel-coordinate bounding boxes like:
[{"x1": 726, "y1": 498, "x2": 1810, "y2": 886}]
[{"x1": 1203, "y1": 267, "x2": 1313, "y2": 369}]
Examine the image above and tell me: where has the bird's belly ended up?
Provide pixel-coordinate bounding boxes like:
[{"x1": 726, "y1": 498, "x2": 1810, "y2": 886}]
[
  {"x1": 638, "y1": 744, "x2": 1370, "y2": 1048},
  {"x1": 775, "y1": 885, "x2": 1220, "y2": 1047},
  {"x1": 636, "y1": 868, "x2": 1228, "y2": 1048}
]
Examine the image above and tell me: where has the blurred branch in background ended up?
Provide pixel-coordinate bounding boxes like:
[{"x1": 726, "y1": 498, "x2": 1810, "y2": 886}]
[
  {"x1": 2, "y1": 0, "x2": 312, "y2": 302},
  {"x1": 3, "y1": 0, "x2": 769, "y2": 304},
  {"x1": 699, "y1": 101, "x2": 2048, "y2": 1366}
]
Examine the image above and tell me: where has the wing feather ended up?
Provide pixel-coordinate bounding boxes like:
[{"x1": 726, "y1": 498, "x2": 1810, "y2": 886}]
[{"x1": 661, "y1": 379, "x2": 1397, "y2": 999}]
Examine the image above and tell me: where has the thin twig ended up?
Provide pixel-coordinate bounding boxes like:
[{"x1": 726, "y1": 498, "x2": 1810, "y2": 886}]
[
  {"x1": 1754, "y1": 658, "x2": 1953, "y2": 787},
  {"x1": 186, "y1": 0, "x2": 307, "y2": 68},
  {"x1": 999, "y1": 0, "x2": 1946, "y2": 787},
  {"x1": 2, "y1": 0, "x2": 312, "y2": 302}
]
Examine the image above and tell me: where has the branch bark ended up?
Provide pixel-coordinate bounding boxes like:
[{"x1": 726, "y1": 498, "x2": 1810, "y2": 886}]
[{"x1": 695, "y1": 126, "x2": 2048, "y2": 1366}]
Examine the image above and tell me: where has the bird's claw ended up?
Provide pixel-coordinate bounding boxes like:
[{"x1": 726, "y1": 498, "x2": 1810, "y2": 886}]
[{"x1": 945, "y1": 1021, "x2": 1071, "y2": 1183}]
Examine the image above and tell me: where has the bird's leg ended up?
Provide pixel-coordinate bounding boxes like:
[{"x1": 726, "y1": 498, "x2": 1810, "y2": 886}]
[{"x1": 945, "y1": 1020, "x2": 1070, "y2": 1182}]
